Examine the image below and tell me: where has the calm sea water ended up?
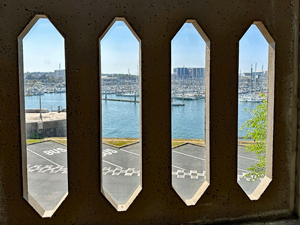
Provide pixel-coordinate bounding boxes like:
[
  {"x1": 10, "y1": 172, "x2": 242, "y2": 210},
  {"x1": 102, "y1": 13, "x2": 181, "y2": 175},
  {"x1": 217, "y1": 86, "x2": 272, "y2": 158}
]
[
  {"x1": 25, "y1": 93, "x2": 259, "y2": 139},
  {"x1": 25, "y1": 93, "x2": 67, "y2": 110}
]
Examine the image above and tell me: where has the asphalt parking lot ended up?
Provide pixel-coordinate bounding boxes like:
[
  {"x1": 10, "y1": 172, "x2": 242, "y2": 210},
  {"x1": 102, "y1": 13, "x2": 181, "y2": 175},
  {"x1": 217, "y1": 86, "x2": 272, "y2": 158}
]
[
  {"x1": 27, "y1": 141, "x2": 68, "y2": 212},
  {"x1": 27, "y1": 141, "x2": 261, "y2": 212},
  {"x1": 27, "y1": 141, "x2": 141, "y2": 211},
  {"x1": 172, "y1": 143, "x2": 262, "y2": 200},
  {"x1": 102, "y1": 142, "x2": 140, "y2": 206}
]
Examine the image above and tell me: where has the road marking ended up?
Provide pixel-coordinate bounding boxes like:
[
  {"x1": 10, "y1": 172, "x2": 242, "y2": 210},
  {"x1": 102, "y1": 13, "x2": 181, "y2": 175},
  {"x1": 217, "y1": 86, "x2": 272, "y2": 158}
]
[
  {"x1": 238, "y1": 168, "x2": 249, "y2": 173},
  {"x1": 238, "y1": 155, "x2": 259, "y2": 162},
  {"x1": 102, "y1": 160, "x2": 123, "y2": 169},
  {"x1": 119, "y1": 148, "x2": 139, "y2": 156},
  {"x1": 173, "y1": 150, "x2": 258, "y2": 163},
  {"x1": 173, "y1": 164, "x2": 249, "y2": 174},
  {"x1": 172, "y1": 169, "x2": 205, "y2": 179},
  {"x1": 173, "y1": 150, "x2": 205, "y2": 161},
  {"x1": 103, "y1": 167, "x2": 140, "y2": 176},
  {"x1": 103, "y1": 149, "x2": 118, "y2": 157},
  {"x1": 27, "y1": 164, "x2": 67, "y2": 174},
  {"x1": 44, "y1": 147, "x2": 67, "y2": 155},
  {"x1": 237, "y1": 172, "x2": 263, "y2": 182},
  {"x1": 172, "y1": 165, "x2": 185, "y2": 170},
  {"x1": 27, "y1": 148, "x2": 62, "y2": 167}
]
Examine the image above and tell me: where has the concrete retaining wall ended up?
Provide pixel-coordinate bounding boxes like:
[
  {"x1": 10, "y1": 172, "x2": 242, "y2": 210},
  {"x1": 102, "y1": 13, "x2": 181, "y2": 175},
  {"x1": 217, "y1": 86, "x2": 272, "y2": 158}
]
[
  {"x1": 26, "y1": 119, "x2": 66, "y2": 138},
  {"x1": 25, "y1": 109, "x2": 49, "y2": 113}
]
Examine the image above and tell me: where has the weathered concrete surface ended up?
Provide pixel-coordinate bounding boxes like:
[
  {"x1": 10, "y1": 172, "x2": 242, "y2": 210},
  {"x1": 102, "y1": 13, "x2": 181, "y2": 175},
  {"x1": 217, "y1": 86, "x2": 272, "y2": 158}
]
[
  {"x1": 26, "y1": 112, "x2": 66, "y2": 122},
  {"x1": 25, "y1": 113, "x2": 67, "y2": 138}
]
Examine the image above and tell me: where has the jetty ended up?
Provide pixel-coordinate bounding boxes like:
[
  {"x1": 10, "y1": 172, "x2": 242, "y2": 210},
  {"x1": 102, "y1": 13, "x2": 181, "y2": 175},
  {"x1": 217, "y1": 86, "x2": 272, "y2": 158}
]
[{"x1": 102, "y1": 98, "x2": 139, "y2": 103}]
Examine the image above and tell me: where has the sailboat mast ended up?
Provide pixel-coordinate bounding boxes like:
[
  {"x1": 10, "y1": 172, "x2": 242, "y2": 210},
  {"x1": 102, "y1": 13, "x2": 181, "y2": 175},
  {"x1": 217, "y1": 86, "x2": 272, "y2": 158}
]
[
  {"x1": 250, "y1": 64, "x2": 253, "y2": 94},
  {"x1": 254, "y1": 63, "x2": 257, "y2": 92}
]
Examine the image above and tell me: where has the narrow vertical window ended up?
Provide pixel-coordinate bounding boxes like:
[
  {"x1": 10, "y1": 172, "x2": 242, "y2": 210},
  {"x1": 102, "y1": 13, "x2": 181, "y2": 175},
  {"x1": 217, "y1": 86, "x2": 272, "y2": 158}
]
[
  {"x1": 237, "y1": 22, "x2": 275, "y2": 200},
  {"x1": 171, "y1": 20, "x2": 210, "y2": 205},
  {"x1": 100, "y1": 18, "x2": 141, "y2": 211},
  {"x1": 18, "y1": 15, "x2": 68, "y2": 217}
]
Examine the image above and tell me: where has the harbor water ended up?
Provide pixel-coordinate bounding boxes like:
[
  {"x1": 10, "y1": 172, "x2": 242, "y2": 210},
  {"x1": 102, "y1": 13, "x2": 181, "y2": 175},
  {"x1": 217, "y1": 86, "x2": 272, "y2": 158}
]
[{"x1": 25, "y1": 93, "x2": 259, "y2": 139}]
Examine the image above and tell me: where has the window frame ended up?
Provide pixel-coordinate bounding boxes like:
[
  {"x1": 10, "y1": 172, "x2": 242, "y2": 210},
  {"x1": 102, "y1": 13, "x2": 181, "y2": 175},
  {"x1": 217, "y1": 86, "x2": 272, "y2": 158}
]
[{"x1": 0, "y1": 0, "x2": 298, "y2": 223}]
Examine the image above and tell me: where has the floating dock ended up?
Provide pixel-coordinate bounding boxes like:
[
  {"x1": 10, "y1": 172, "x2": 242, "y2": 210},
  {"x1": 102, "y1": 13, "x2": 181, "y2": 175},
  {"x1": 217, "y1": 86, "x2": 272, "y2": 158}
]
[
  {"x1": 102, "y1": 98, "x2": 139, "y2": 103},
  {"x1": 103, "y1": 98, "x2": 185, "y2": 106}
]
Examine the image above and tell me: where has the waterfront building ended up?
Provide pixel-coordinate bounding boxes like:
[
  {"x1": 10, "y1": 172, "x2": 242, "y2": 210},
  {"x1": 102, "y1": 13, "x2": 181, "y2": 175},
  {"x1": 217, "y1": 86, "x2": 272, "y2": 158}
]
[
  {"x1": 54, "y1": 69, "x2": 65, "y2": 82},
  {"x1": 173, "y1": 67, "x2": 205, "y2": 79}
]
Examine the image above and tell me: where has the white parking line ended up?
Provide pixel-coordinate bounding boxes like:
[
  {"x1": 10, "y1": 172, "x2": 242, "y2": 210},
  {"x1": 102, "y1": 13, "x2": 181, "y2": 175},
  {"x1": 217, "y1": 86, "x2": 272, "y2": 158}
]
[
  {"x1": 173, "y1": 150, "x2": 258, "y2": 162},
  {"x1": 102, "y1": 160, "x2": 123, "y2": 169},
  {"x1": 173, "y1": 150, "x2": 205, "y2": 161},
  {"x1": 27, "y1": 148, "x2": 62, "y2": 167},
  {"x1": 118, "y1": 148, "x2": 139, "y2": 156},
  {"x1": 172, "y1": 165, "x2": 186, "y2": 170},
  {"x1": 238, "y1": 155, "x2": 259, "y2": 162},
  {"x1": 173, "y1": 165, "x2": 249, "y2": 176},
  {"x1": 238, "y1": 168, "x2": 249, "y2": 173}
]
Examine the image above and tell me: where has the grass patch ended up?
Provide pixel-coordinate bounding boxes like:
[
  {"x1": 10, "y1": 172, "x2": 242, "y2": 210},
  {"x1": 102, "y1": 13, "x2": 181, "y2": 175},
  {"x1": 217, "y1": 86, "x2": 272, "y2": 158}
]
[
  {"x1": 26, "y1": 137, "x2": 137, "y2": 147},
  {"x1": 26, "y1": 137, "x2": 67, "y2": 145},
  {"x1": 102, "y1": 138, "x2": 139, "y2": 147},
  {"x1": 49, "y1": 138, "x2": 67, "y2": 145},
  {"x1": 172, "y1": 139, "x2": 257, "y2": 147},
  {"x1": 172, "y1": 139, "x2": 205, "y2": 147},
  {"x1": 238, "y1": 140, "x2": 258, "y2": 146},
  {"x1": 26, "y1": 139, "x2": 44, "y2": 144}
]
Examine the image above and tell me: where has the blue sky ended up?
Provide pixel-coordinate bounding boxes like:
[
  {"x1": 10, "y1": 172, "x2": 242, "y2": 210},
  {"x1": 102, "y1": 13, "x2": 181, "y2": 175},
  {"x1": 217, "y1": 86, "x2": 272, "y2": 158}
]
[
  {"x1": 172, "y1": 23, "x2": 206, "y2": 69},
  {"x1": 100, "y1": 21, "x2": 139, "y2": 75},
  {"x1": 172, "y1": 23, "x2": 268, "y2": 73},
  {"x1": 23, "y1": 18, "x2": 65, "y2": 72},
  {"x1": 23, "y1": 19, "x2": 268, "y2": 74},
  {"x1": 239, "y1": 25, "x2": 268, "y2": 73}
]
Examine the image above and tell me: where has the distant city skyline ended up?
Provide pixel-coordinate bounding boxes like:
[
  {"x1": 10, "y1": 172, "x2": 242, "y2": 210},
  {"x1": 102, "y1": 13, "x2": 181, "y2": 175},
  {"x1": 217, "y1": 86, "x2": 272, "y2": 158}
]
[
  {"x1": 23, "y1": 19, "x2": 268, "y2": 74},
  {"x1": 172, "y1": 23, "x2": 205, "y2": 71}
]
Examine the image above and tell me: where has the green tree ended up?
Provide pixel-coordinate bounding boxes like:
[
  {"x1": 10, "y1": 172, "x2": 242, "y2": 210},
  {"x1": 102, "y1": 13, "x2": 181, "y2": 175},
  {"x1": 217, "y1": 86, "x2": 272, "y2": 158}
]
[{"x1": 240, "y1": 95, "x2": 267, "y2": 181}]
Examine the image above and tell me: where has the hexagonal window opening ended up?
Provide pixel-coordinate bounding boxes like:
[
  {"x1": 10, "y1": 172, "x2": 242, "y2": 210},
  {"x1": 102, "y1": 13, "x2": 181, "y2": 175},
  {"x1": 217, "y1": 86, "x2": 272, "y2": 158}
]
[
  {"x1": 18, "y1": 15, "x2": 68, "y2": 217},
  {"x1": 238, "y1": 22, "x2": 275, "y2": 200},
  {"x1": 171, "y1": 20, "x2": 210, "y2": 206},
  {"x1": 100, "y1": 18, "x2": 141, "y2": 211}
]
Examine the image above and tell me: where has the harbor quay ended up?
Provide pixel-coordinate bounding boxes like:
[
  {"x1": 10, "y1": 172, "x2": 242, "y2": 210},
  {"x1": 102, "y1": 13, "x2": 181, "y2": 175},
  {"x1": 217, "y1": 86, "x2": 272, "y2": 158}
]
[{"x1": 25, "y1": 111, "x2": 67, "y2": 138}]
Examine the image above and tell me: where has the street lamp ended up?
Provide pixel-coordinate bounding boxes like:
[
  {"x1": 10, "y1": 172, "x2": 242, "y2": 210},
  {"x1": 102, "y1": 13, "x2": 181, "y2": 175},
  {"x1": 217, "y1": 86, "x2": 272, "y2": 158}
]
[{"x1": 39, "y1": 90, "x2": 43, "y2": 121}]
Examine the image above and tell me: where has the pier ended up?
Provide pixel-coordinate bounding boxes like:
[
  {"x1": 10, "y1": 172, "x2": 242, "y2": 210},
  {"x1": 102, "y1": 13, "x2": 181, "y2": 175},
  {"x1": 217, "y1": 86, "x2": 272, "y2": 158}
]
[{"x1": 102, "y1": 98, "x2": 139, "y2": 103}]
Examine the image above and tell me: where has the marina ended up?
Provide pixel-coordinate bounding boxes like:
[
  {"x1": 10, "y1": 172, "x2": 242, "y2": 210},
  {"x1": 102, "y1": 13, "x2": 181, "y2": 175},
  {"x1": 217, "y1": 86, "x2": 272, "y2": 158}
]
[
  {"x1": 23, "y1": 67, "x2": 268, "y2": 139},
  {"x1": 25, "y1": 92, "x2": 260, "y2": 139},
  {"x1": 238, "y1": 64, "x2": 268, "y2": 103}
]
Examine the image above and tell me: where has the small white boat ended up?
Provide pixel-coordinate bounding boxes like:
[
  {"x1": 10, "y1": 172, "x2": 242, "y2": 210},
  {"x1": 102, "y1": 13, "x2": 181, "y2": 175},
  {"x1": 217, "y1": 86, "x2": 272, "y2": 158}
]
[
  {"x1": 239, "y1": 95, "x2": 263, "y2": 103},
  {"x1": 122, "y1": 93, "x2": 139, "y2": 97},
  {"x1": 172, "y1": 94, "x2": 198, "y2": 100},
  {"x1": 171, "y1": 102, "x2": 185, "y2": 106}
]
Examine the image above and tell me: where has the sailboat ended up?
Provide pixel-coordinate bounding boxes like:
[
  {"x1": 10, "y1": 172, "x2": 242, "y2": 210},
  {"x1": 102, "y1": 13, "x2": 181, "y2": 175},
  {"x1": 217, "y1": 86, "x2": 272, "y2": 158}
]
[{"x1": 239, "y1": 64, "x2": 264, "y2": 103}]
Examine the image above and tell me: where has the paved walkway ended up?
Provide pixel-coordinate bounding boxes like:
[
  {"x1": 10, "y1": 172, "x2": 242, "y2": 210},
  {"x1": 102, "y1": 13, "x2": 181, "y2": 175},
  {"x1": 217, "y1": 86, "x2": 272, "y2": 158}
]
[{"x1": 26, "y1": 112, "x2": 66, "y2": 122}]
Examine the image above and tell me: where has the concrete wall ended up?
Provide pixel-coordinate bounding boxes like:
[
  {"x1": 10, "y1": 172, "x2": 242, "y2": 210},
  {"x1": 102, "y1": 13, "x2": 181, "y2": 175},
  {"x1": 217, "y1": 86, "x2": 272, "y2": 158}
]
[
  {"x1": 26, "y1": 120, "x2": 67, "y2": 138},
  {"x1": 25, "y1": 109, "x2": 49, "y2": 113},
  {"x1": 0, "y1": 0, "x2": 299, "y2": 224}
]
